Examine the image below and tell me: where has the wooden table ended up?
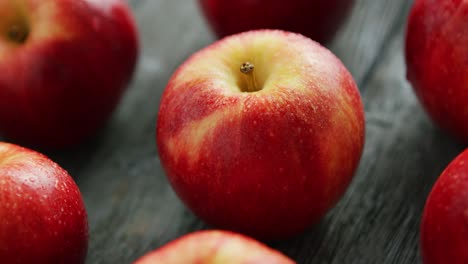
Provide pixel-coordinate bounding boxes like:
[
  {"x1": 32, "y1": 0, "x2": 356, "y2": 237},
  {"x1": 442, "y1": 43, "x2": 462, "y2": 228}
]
[{"x1": 24, "y1": 0, "x2": 467, "y2": 263}]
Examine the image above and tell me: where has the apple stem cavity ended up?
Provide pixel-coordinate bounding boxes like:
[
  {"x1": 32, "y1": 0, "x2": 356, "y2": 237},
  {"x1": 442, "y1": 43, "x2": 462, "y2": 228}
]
[
  {"x1": 8, "y1": 24, "x2": 28, "y2": 44},
  {"x1": 240, "y1": 62, "x2": 259, "y2": 92},
  {"x1": 3, "y1": 1, "x2": 30, "y2": 44}
]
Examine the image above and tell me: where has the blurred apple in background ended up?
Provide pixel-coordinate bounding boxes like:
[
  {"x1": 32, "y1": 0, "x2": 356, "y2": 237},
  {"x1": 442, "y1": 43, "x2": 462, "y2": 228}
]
[
  {"x1": 421, "y1": 149, "x2": 468, "y2": 264},
  {"x1": 198, "y1": 0, "x2": 355, "y2": 44},
  {"x1": 405, "y1": 0, "x2": 468, "y2": 143},
  {"x1": 134, "y1": 230, "x2": 295, "y2": 264},
  {"x1": 0, "y1": 142, "x2": 88, "y2": 263},
  {"x1": 0, "y1": 0, "x2": 139, "y2": 148},
  {"x1": 156, "y1": 30, "x2": 365, "y2": 239}
]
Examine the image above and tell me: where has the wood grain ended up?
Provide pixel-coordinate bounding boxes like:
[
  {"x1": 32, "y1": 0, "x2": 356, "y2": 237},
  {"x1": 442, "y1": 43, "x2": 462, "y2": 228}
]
[{"x1": 1, "y1": 0, "x2": 465, "y2": 263}]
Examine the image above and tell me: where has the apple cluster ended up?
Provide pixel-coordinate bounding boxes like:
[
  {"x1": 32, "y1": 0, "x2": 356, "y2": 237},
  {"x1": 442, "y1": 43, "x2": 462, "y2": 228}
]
[{"x1": 0, "y1": 0, "x2": 466, "y2": 263}]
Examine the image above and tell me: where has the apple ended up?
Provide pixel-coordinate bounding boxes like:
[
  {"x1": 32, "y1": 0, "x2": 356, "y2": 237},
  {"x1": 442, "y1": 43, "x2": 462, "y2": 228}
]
[
  {"x1": 134, "y1": 230, "x2": 295, "y2": 264},
  {"x1": 0, "y1": 142, "x2": 88, "y2": 263},
  {"x1": 421, "y1": 149, "x2": 468, "y2": 264},
  {"x1": 0, "y1": 0, "x2": 139, "y2": 148},
  {"x1": 405, "y1": 0, "x2": 468, "y2": 143},
  {"x1": 198, "y1": 0, "x2": 355, "y2": 44},
  {"x1": 156, "y1": 30, "x2": 365, "y2": 239}
]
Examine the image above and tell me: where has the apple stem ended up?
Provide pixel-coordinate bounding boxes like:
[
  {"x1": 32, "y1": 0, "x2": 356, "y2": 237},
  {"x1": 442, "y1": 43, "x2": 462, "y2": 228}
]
[{"x1": 240, "y1": 62, "x2": 258, "y2": 92}]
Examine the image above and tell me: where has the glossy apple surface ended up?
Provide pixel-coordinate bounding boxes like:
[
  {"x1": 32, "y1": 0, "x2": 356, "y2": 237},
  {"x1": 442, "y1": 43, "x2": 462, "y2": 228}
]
[
  {"x1": 156, "y1": 30, "x2": 365, "y2": 239},
  {"x1": 405, "y1": 0, "x2": 468, "y2": 143},
  {"x1": 198, "y1": 0, "x2": 354, "y2": 44},
  {"x1": 134, "y1": 230, "x2": 295, "y2": 264},
  {"x1": 0, "y1": 142, "x2": 88, "y2": 263},
  {"x1": 421, "y1": 149, "x2": 468, "y2": 264},
  {"x1": 0, "y1": 0, "x2": 139, "y2": 148}
]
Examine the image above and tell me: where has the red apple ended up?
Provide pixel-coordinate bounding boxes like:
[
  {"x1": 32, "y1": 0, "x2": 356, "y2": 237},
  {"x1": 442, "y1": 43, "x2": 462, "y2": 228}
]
[
  {"x1": 0, "y1": 0, "x2": 139, "y2": 148},
  {"x1": 156, "y1": 30, "x2": 365, "y2": 239},
  {"x1": 134, "y1": 230, "x2": 295, "y2": 264},
  {"x1": 198, "y1": 0, "x2": 355, "y2": 44},
  {"x1": 405, "y1": 0, "x2": 468, "y2": 143},
  {"x1": 0, "y1": 142, "x2": 88, "y2": 263},
  {"x1": 421, "y1": 149, "x2": 468, "y2": 264}
]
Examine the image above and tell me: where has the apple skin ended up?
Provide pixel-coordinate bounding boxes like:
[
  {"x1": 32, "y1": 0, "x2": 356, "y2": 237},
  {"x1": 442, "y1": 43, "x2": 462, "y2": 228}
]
[
  {"x1": 421, "y1": 149, "x2": 468, "y2": 264},
  {"x1": 198, "y1": 0, "x2": 355, "y2": 44},
  {"x1": 133, "y1": 230, "x2": 295, "y2": 264},
  {"x1": 0, "y1": 0, "x2": 139, "y2": 148},
  {"x1": 405, "y1": 0, "x2": 468, "y2": 143},
  {"x1": 0, "y1": 142, "x2": 88, "y2": 263},
  {"x1": 156, "y1": 30, "x2": 365, "y2": 239}
]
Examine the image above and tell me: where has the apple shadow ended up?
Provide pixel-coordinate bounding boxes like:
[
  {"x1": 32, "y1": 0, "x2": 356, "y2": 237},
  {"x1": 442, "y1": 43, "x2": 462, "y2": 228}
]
[
  {"x1": 0, "y1": 121, "x2": 117, "y2": 181},
  {"x1": 42, "y1": 124, "x2": 111, "y2": 179},
  {"x1": 268, "y1": 217, "x2": 335, "y2": 263}
]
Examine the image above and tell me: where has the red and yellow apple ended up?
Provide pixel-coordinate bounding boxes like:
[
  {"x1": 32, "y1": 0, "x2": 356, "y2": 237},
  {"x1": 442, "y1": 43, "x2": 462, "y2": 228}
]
[
  {"x1": 405, "y1": 0, "x2": 468, "y2": 143},
  {"x1": 198, "y1": 0, "x2": 355, "y2": 44},
  {"x1": 421, "y1": 149, "x2": 468, "y2": 264},
  {"x1": 0, "y1": 142, "x2": 88, "y2": 263},
  {"x1": 156, "y1": 30, "x2": 365, "y2": 239},
  {"x1": 0, "y1": 0, "x2": 139, "y2": 148},
  {"x1": 134, "y1": 230, "x2": 295, "y2": 264}
]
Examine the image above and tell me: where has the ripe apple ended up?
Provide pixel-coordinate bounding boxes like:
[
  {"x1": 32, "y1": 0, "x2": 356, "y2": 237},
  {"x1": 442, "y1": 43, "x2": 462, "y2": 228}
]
[
  {"x1": 0, "y1": 142, "x2": 88, "y2": 263},
  {"x1": 405, "y1": 0, "x2": 468, "y2": 143},
  {"x1": 198, "y1": 0, "x2": 355, "y2": 44},
  {"x1": 156, "y1": 30, "x2": 365, "y2": 239},
  {"x1": 421, "y1": 149, "x2": 468, "y2": 264},
  {"x1": 0, "y1": 0, "x2": 139, "y2": 148},
  {"x1": 134, "y1": 230, "x2": 295, "y2": 264}
]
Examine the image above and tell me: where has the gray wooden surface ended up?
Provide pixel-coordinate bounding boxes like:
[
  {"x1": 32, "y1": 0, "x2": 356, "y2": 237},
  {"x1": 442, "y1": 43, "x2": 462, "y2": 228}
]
[{"x1": 6, "y1": 0, "x2": 466, "y2": 263}]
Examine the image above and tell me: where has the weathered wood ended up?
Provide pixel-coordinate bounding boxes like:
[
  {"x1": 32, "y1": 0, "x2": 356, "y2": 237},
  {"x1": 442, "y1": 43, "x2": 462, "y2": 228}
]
[
  {"x1": 328, "y1": 0, "x2": 412, "y2": 86},
  {"x1": 2, "y1": 0, "x2": 465, "y2": 263}
]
